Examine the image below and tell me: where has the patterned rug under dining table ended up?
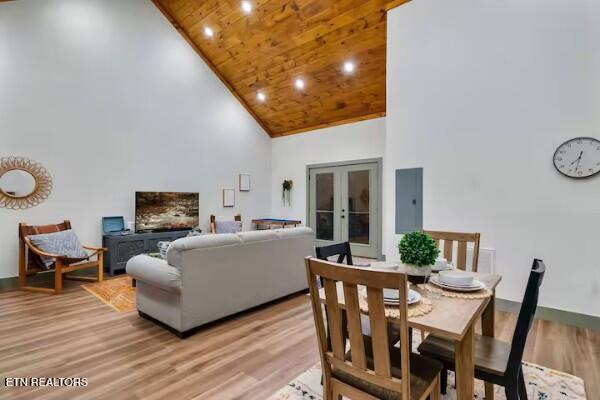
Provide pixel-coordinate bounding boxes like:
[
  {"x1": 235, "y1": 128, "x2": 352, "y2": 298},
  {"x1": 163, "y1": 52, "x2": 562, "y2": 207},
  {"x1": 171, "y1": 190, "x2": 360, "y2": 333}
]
[{"x1": 319, "y1": 268, "x2": 502, "y2": 400}]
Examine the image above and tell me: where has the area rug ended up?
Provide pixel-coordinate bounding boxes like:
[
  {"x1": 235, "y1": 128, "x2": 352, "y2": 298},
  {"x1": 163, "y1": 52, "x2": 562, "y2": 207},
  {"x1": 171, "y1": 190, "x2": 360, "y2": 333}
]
[
  {"x1": 269, "y1": 359, "x2": 586, "y2": 400},
  {"x1": 82, "y1": 276, "x2": 136, "y2": 312}
]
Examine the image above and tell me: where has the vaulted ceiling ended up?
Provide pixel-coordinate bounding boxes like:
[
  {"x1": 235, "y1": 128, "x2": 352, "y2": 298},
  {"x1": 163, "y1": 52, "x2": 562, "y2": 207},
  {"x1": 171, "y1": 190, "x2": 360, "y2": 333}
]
[{"x1": 153, "y1": 0, "x2": 409, "y2": 137}]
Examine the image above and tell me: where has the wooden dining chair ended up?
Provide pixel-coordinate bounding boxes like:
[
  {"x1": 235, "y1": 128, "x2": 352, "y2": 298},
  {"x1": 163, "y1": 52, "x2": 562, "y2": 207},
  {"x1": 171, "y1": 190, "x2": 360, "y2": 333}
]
[
  {"x1": 209, "y1": 214, "x2": 242, "y2": 234},
  {"x1": 316, "y1": 242, "x2": 408, "y2": 353},
  {"x1": 423, "y1": 230, "x2": 481, "y2": 271},
  {"x1": 418, "y1": 259, "x2": 546, "y2": 399},
  {"x1": 316, "y1": 243, "x2": 405, "y2": 358},
  {"x1": 306, "y1": 256, "x2": 442, "y2": 400}
]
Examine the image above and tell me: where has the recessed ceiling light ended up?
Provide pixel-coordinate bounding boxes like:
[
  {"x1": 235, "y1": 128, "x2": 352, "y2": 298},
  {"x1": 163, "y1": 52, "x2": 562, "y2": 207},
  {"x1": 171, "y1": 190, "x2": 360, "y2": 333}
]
[
  {"x1": 257, "y1": 92, "x2": 266, "y2": 102},
  {"x1": 241, "y1": 1, "x2": 252, "y2": 14},
  {"x1": 204, "y1": 26, "x2": 214, "y2": 38},
  {"x1": 294, "y1": 78, "x2": 305, "y2": 90},
  {"x1": 343, "y1": 61, "x2": 355, "y2": 74}
]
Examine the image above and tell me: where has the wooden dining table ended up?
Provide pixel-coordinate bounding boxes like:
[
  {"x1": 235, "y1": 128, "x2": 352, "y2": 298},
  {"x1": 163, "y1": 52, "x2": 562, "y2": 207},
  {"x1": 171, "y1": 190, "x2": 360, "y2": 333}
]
[{"x1": 319, "y1": 267, "x2": 502, "y2": 400}]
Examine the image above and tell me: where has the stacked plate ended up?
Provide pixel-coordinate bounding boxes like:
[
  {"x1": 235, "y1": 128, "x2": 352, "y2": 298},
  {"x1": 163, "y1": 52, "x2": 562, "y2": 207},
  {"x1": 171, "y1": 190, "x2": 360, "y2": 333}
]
[
  {"x1": 383, "y1": 288, "x2": 421, "y2": 305},
  {"x1": 369, "y1": 261, "x2": 399, "y2": 271},
  {"x1": 432, "y1": 257, "x2": 454, "y2": 272},
  {"x1": 430, "y1": 270, "x2": 485, "y2": 292}
]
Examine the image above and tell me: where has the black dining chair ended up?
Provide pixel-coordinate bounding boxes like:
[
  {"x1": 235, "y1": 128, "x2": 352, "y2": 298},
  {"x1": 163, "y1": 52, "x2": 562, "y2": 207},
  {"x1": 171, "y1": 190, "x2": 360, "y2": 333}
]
[
  {"x1": 315, "y1": 241, "x2": 353, "y2": 266},
  {"x1": 418, "y1": 258, "x2": 546, "y2": 400}
]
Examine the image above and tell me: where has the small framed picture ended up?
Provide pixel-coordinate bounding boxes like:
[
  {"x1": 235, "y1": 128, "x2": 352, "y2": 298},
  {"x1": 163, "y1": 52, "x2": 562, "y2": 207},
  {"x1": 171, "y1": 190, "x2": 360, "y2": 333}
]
[
  {"x1": 223, "y1": 188, "x2": 235, "y2": 207},
  {"x1": 239, "y1": 174, "x2": 251, "y2": 192}
]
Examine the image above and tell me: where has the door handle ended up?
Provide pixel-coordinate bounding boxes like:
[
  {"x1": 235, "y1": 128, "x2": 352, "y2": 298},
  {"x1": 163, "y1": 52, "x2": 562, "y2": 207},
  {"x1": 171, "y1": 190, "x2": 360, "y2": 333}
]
[{"x1": 341, "y1": 215, "x2": 346, "y2": 219}]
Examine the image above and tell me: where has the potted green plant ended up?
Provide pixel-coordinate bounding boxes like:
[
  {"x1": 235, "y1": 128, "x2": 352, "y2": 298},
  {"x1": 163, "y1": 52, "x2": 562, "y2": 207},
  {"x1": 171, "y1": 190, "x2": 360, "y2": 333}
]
[
  {"x1": 282, "y1": 179, "x2": 293, "y2": 206},
  {"x1": 398, "y1": 231, "x2": 440, "y2": 276}
]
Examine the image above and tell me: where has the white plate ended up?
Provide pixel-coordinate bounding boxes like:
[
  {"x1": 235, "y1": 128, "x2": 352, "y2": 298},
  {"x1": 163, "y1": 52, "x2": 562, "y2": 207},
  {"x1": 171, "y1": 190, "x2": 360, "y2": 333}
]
[
  {"x1": 370, "y1": 261, "x2": 399, "y2": 271},
  {"x1": 383, "y1": 289, "x2": 421, "y2": 305},
  {"x1": 438, "y1": 270, "x2": 474, "y2": 286},
  {"x1": 434, "y1": 277, "x2": 481, "y2": 288},
  {"x1": 432, "y1": 263, "x2": 454, "y2": 272},
  {"x1": 431, "y1": 274, "x2": 481, "y2": 288},
  {"x1": 430, "y1": 275, "x2": 485, "y2": 292},
  {"x1": 431, "y1": 275, "x2": 484, "y2": 289}
]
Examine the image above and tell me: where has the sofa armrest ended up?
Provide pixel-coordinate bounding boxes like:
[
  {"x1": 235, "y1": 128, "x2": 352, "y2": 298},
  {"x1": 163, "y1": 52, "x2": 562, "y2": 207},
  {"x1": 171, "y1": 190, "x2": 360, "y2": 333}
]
[{"x1": 126, "y1": 255, "x2": 182, "y2": 294}]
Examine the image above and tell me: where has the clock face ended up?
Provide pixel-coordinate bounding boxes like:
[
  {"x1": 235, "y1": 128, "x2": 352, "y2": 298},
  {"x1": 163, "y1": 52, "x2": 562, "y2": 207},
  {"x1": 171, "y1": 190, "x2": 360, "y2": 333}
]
[{"x1": 553, "y1": 137, "x2": 600, "y2": 179}]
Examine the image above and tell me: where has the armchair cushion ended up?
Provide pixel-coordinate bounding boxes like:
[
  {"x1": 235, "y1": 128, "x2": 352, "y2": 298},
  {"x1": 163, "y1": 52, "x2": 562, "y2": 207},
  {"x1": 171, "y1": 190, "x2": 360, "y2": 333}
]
[
  {"x1": 126, "y1": 255, "x2": 182, "y2": 294},
  {"x1": 214, "y1": 220, "x2": 242, "y2": 234},
  {"x1": 28, "y1": 229, "x2": 88, "y2": 268}
]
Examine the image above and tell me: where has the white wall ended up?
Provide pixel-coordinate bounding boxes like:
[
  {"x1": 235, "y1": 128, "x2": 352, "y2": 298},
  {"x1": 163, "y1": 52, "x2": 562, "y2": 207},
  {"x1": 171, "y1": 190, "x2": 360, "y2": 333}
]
[
  {"x1": 387, "y1": 0, "x2": 600, "y2": 316},
  {"x1": 271, "y1": 118, "x2": 386, "y2": 223},
  {"x1": 0, "y1": 0, "x2": 272, "y2": 279}
]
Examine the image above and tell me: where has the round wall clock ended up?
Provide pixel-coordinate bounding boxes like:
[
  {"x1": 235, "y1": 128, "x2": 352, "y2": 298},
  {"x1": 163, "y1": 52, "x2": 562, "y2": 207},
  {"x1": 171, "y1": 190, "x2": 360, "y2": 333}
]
[{"x1": 553, "y1": 137, "x2": 600, "y2": 179}]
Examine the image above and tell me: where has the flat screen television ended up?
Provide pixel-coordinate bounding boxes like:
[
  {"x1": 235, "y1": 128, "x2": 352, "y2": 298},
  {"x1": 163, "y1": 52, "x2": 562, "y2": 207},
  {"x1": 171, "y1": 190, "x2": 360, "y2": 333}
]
[{"x1": 135, "y1": 192, "x2": 199, "y2": 233}]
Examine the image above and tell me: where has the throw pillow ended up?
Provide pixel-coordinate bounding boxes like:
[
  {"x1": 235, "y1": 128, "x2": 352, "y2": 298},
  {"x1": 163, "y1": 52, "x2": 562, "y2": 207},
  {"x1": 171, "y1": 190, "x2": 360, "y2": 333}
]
[
  {"x1": 28, "y1": 229, "x2": 89, "y2": 268},
  {"x1": 215, "y1": 220, "x2": 242, "y2": 234}
]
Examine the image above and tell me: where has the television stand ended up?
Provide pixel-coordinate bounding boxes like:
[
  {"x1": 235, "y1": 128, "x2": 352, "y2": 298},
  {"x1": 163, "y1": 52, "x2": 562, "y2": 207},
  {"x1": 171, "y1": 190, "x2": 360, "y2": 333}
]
[{"x1": 103, "y1": 230, "x2": 190, "y2": 276}]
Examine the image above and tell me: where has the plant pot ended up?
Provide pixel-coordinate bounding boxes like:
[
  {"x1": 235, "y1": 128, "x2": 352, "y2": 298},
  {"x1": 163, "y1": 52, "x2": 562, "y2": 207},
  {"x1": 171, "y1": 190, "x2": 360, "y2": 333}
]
[
  {"x1": 405, "y1": 264, "x2": 432, "y2": 276},
  {"x1": 403, "y1": 264, "x2": 432, "y2": 285}
]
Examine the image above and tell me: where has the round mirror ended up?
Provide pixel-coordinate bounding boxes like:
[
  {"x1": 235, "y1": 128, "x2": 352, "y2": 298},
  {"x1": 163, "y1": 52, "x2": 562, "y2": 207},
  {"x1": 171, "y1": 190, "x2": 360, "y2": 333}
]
[
  {"x1": 0, "y1": 156, "x2": 53, "y2": 209},
  {"x1": 0, "y1": 169, "x2": 37, "y2": 198}
]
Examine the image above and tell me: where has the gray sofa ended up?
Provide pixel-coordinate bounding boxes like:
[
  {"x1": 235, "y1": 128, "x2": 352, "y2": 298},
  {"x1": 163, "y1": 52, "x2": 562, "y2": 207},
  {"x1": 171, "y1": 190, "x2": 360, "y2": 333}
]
[{"x1": 126, "y1": 227, "x2": 314, "y2": 337}]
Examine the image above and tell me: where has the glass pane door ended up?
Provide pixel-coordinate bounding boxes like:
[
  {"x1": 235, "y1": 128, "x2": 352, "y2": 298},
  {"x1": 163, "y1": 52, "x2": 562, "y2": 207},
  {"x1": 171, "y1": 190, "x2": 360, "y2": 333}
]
[
  {"x1": 309, "y1": 167, "x2": 341, "y2": 247},
  {"x1": 347, "y1": 170, "x2": 370, "y2": 245},
  {"x1": 309, "y1": 161, "x2": 379, "y2": 259},
  {"x1": 340, "y1": 163, "x2": 378, "y2": 258},
  {"x1": 315, "y1": 173, "x2": 334, "y2": 241}
]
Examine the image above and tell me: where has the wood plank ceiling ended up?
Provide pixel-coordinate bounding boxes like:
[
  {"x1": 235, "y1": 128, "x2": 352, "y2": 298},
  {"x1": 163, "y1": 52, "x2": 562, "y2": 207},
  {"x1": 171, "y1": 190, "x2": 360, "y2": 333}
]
[{"x1": 153, "y1": 0, "x2": 409, "y2": 137}]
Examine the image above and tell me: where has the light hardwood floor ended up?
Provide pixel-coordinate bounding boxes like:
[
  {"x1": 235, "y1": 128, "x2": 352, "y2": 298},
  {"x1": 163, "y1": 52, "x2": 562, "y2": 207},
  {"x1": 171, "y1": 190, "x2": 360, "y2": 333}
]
[{"x1": 0, "y1": 283, "x2": 597, "y2": 399}]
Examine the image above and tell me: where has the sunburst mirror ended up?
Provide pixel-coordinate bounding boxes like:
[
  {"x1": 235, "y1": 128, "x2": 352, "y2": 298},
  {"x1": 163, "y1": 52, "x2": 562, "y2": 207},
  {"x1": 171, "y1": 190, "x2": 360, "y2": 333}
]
[{"x1": 0, "y1": 156, "x2": 53, "y2": 209}]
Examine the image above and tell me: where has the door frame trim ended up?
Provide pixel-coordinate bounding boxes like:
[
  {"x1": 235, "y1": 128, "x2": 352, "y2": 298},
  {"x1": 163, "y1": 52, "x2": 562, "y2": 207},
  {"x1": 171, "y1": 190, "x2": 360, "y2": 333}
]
[{"x1": 306, "y1": 157, "x2": 383, "y2": 260}]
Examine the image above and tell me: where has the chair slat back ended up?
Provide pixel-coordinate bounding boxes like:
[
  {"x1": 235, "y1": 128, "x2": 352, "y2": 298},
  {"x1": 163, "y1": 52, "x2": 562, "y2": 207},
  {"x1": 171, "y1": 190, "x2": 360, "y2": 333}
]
[
  {"x1": 424, "y1": 230, "x2": 481, "y2": 271},
  {"x1": 19, "y1": 220, "x2": 71, "y2": 238},
  {"x1": 209, "y1": 214, "x2": 242, "y2": 234},
  {"x1": 305, "y1": 257, "x2": 411, "y2": 398},
  {"x1": 507, "y1": 259, "x2": 546, "y2": 376},
  {"x1": 342, "y1": 282, "x2": 366, "y2": 369},
  {"x1": 316, "y1": 242, "x2": 353, "y2": 266},
  {"x1": 19, "y1": 220, "x2": 72, "y2": 270}
]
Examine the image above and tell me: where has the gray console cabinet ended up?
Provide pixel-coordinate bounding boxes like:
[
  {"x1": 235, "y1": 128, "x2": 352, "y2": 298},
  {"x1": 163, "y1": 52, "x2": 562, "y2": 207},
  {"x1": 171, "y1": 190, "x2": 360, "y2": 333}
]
[{"x1": 103, "y1": 231, "x2": 189, "y2": 275}]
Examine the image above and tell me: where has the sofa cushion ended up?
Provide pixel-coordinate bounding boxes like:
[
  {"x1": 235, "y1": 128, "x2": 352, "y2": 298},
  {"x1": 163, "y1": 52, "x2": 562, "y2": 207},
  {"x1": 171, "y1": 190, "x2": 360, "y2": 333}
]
[
  {"x1": 275, "y1": 227, "x2": 314, "y2": 239},
  {"x1": 236, "y1": 230, "x2": 280, "y2": 243},
  {"x1": 126, "y1": 255, "x2": 182, "y2": 293},
  {"x1": 166, "y1": 234, "x2": 242, "y2": 269},
  {"x1": 165, "y1": 227, "x2": 314, "y2": 269}
]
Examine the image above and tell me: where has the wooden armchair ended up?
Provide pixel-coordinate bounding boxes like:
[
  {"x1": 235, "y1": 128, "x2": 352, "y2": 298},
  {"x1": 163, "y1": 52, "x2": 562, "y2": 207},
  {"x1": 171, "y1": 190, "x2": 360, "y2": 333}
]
[
  {"x1": 209, "y1": 214, "x2": 242, "y2": 234},
  {"x1": 19, "y1": 220, "x2": 106, "y2": 294}
]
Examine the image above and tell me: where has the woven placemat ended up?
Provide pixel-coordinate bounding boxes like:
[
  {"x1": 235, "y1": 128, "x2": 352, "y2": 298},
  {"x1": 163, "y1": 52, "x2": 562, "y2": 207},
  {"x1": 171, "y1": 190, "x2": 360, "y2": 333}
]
[
  {"x1": 358, "y1": 287, "x2": 433, "y2": 318},
  {"x1": 424, "y1": 283, "x2": 492, "y2": 299}
]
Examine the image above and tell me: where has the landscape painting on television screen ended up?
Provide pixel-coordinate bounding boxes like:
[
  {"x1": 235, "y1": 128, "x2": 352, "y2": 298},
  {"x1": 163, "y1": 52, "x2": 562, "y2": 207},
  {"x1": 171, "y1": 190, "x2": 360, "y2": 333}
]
[{"x1": 136, "y1": 192, "x2": 199, "y2": 232}]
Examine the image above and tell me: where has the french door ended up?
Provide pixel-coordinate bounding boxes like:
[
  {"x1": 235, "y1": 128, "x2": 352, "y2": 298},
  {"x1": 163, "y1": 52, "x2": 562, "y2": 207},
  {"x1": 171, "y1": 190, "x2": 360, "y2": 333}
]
[{"x1": 309, "y1": 162, "x2": 379, "y2": 258}]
